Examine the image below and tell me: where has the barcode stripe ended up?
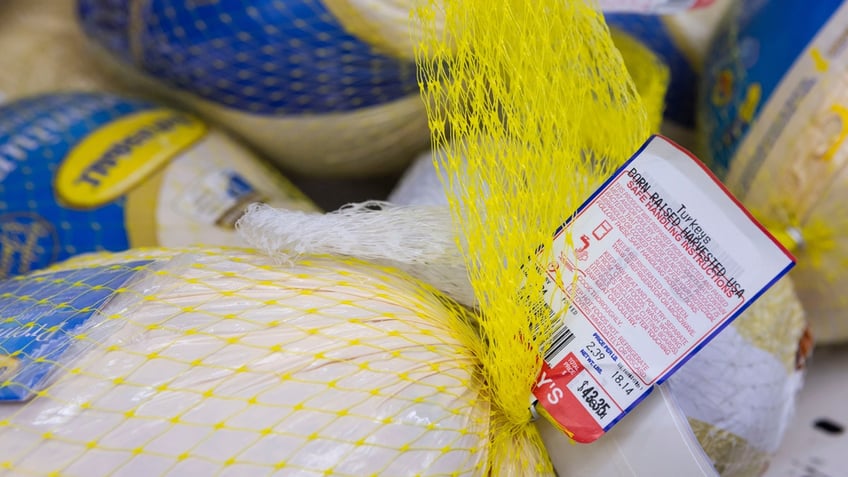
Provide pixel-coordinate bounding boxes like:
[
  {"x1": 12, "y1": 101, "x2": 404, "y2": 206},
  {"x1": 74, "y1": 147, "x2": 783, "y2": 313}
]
[{"x1": 544, "y1": 322, "x2": 575, "y2": 363}]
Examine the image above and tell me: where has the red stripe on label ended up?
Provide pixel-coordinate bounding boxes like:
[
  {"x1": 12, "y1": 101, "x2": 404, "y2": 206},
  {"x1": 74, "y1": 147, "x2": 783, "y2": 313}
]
[{"x1": 533, "y1": 353, "x2": 605, "y2": 443}]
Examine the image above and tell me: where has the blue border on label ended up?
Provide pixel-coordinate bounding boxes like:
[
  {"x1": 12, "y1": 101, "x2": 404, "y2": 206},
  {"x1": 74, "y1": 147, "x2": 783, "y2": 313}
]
[{"x1": 548, "y1": 134, "x2": 796, "y2": 433}]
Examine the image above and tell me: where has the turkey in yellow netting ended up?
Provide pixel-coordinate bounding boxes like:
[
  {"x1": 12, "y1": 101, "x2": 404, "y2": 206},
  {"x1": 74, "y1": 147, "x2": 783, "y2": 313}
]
[{"x1": 0, "y1": 248, "x2": 498, "y2": 476}]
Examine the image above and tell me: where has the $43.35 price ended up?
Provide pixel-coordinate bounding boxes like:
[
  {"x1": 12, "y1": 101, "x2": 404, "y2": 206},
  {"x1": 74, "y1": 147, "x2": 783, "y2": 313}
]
[{"x1": 576, "y1": 379, "x2": 611, "y2": 420}]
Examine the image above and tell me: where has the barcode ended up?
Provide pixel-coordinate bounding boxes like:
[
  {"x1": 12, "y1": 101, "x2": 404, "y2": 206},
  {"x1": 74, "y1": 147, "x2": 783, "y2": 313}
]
[{"x1": 544, "y1": 322, "x2": 575, "y2": 363}]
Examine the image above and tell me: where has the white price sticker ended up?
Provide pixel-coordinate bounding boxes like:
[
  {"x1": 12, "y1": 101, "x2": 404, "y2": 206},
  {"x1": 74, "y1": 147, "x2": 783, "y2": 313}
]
[{"x1": 532, "y1": 135, "x2": 795, "y2": 443}]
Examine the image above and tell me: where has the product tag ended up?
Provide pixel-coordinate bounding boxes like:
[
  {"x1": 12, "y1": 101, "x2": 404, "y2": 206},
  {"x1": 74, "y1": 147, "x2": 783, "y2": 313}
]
[
  {"x1": 175, "y1": 169, "x2": 264, "y2": 228},
  {"x1": 0, "y1": 261, "x2": 150, "y2": 401},
  {"x1": 531, "y1": 135, "x2": 795, "y2": 443}
]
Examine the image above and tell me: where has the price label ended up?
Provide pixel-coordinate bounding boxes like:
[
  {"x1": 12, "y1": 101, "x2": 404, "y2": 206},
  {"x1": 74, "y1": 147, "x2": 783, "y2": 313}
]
[{"x1": 531, "y1": 135, "x2": 795, "y2": 443}]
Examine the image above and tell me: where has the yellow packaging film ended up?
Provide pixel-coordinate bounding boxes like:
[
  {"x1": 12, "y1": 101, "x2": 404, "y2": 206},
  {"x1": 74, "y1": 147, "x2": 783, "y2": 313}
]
[{"x1": 0, "y1": 92, "x2": 317, "y2": 279}]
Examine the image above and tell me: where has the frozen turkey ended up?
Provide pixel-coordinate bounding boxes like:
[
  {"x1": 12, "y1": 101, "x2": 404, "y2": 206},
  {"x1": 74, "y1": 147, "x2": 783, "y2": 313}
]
[
  {"x1": 0, "y1": 248, "x2": 496, "y2": 476},
  {"x1": 384, "y1": 149, "x2": 809, "y2": 477}
]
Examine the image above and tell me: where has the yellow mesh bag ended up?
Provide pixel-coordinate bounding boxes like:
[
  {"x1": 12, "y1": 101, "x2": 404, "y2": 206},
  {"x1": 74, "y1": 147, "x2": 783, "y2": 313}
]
[
  {"x1": 411, "y1": 0, "x2": 651, "y2": 469},
  {"x1": 409, "y1": 0, "x2": 807, "y2": 473},
  {"x1": 374, "y1": 20, "x2": 806, "y2": 471}
]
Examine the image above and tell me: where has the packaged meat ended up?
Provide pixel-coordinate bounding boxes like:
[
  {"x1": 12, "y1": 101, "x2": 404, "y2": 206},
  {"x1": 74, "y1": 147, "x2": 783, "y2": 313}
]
[
  {"x1": 698, "y1": 0, "x2": 848, "y2": 343},
  {"x1": 0, "y1": 92, "x2": 317, "y2": 278}
]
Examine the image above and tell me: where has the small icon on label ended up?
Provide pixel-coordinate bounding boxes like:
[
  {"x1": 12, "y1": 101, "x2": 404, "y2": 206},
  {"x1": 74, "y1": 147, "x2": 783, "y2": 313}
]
[
  {"x1": 593, "y1": 221, "x2": 613, "y2": 241},
  {"x1": 576, "y1": 235, "x2": 591, "y2": 261}
]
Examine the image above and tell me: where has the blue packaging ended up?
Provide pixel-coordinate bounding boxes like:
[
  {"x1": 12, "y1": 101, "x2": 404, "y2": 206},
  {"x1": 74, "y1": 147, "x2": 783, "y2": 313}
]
[
  {"x1": 77, "y1": 0, "x2": 419, "y2": 115},
  {"x1": 0, "y1": 93, "x2": 154, "y2": 277},
  {"x1": 698, "y1": 0, "x2": 845, "y2": 177},
  {"x1": 0, "y1": 91, "x2": 305, "y2": 279},
  {"x1": 0, "y1": 260, "x2": 149, "y2": 402},
  {"x1": 0, "y1": 92, "x2": 201, "y2": 278}
]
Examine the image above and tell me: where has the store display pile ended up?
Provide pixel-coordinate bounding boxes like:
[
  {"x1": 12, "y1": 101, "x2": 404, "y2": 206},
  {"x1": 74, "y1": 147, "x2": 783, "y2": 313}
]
[{"x1": 0, "y1": 0, "x2": 841, "y2": 476}]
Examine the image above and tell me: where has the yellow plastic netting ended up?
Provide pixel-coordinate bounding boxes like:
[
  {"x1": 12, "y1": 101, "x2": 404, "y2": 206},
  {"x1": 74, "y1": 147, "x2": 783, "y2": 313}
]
[
  {"x1": 411, "y1": 0, "x2": 651, "y2": 469},
  {"x1": 388, "y1": 25, "x2": 670, "y2": 206}
]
